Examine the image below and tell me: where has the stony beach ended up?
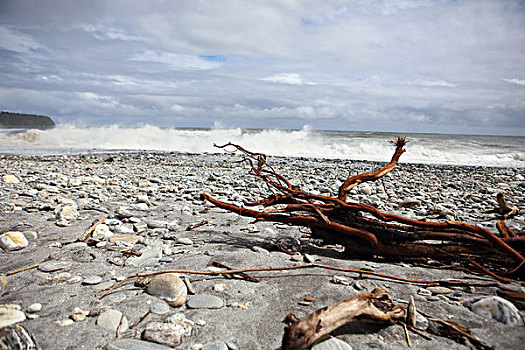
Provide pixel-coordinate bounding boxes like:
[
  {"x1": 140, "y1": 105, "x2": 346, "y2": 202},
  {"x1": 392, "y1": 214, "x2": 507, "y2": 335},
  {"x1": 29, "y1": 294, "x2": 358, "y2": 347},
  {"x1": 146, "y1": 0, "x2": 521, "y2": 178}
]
[{"x1": 0, "y1": 151, "x2": 524, "y2": 350}]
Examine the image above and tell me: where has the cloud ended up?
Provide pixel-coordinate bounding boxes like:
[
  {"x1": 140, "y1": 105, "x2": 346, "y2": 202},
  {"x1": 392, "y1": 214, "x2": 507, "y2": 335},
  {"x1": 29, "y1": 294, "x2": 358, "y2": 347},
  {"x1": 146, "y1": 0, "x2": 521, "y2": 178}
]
[
  {"x1": 0, "y1": 0, "x2": 524, "y2": 135},
  {"x1": 261, "y1": 73, "x2": 315, "y2": 85},
  {"x1": 130, "y1": 50, "x2": 224, "y2": 71},
  {"x1": 503, "y1": 78, "x2": 525, "y2": 86}
]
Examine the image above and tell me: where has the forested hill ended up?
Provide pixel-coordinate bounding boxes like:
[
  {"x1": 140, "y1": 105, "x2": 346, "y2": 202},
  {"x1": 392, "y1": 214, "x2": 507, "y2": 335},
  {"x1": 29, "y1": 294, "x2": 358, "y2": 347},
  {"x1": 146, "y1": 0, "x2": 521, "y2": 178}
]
[{"x1": 0, "y1": 111, "x2": 56, "y2": 129}]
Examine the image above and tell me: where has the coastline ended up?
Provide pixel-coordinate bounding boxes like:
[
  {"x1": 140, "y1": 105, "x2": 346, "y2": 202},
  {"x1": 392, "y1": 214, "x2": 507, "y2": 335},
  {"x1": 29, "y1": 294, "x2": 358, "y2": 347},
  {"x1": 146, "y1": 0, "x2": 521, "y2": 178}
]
[{"x1": 1, "y1": 151, "x2": 524, "y2": 349}]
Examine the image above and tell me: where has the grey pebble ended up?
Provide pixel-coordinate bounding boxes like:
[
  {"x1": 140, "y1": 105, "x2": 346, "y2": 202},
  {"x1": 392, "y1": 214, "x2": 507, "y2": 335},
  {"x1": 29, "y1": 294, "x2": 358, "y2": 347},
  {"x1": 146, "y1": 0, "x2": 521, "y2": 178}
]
[
  {"x1": 312, "y1": 337, "x2": 353, "y2": 350},
  {"x1": 105, "y1": 339, "x2": 173, "y2": 350},
  {"x1": 187, "y1": 294, "x2": 224, "y2": 309},
  {"x1": 97, "y1": 310, "x2": 128, "y2": 333},
  {"x1": 38, "y1": 261, "x2": 71, "y2": 272},
  {"x1": 202, "y1": 341, "x2": 228, "y2": 350},
  {"x1": 426, "y1": 296, "x2": 440, "y2": 301},
  {"x1": 82, "y1": 275, "x2": 103, "y2": 285},
  {"x1": 150, "y1": 302, "x2": 170, "y2": 315},
  {"x1": 176, "y1": 238, "x2": 193, "y2": 245}
]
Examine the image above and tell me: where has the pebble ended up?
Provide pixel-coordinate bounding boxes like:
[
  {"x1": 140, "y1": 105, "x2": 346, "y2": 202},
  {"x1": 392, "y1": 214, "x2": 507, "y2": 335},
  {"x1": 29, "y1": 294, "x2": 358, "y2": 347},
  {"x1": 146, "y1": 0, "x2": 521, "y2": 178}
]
[
  {"x1": 82, "y1": 275, "x2": 103, "y2": 285},
  {"x1": 187, "y1": 294, "x2": 224, "y2": 309},
  {"x1": 251, "y1": 246, "x2": 270, "y2": 254},
  {"x1": 109, "y1": 234, "x2": 141, "y2": 245},
  {"x1": 146, "y1": 273, "x2": 187, "y2": 307},
  {"x1": 465, "y1": 296, "x2": 523, "y2": 326},
  {"x1": 97, "y1": 310, "x2": 129, "y2": 332},
  {"x1": 106, "y1": 339, "x2": 174, "y2": 350},
  {"x1": 202, "y1": 341, "x2": 228, "y2": 350},
  {"x1": 106, "y1": 292, "x2": 127, "y2": 304},
  {"x1": 311, "y1": 336, "x2": 353, "y2": 350},
  {"x1": 71, "y1": 307, "x2": 89, "y2": 322},
  {"x1": 176, "y1": 237, "x2": 194, "y2": 245},
  {"x1": 2, "y1": 174, "x2": 20, "y2": 183},
  {"x1": 290, "y1": 252, "x2": 304, "y2": 262},
  {"x1": 27, "y1": 303, "x2": 42, "y2": 313},
  {"x1": 427, "y1": 286, "x2": 453, "y2": 295},
  {"x1": 38, "y1": 260, "x2": 71, "y2": 272},
  {"x1": 142, "y1": 322, "x2": 187, "y2": 347},
  {"x1": 150, "y1": 301, "x2": 170, "y2": 315},
  {"x1": 126, "y1": 246, "x2": 162, "y2": 267},
  {"x1": 0, "y1": 305, "x2": 25, "y2": 328},
  {"x1": 0, "y1": 232, "x2": 28, "y2": 251},
  {"x1": 331, "y1": 275, "x2": 351, "y2": 286},
  {"x1": 56, "y1": 319, "x2": 74, "y2": 327}
]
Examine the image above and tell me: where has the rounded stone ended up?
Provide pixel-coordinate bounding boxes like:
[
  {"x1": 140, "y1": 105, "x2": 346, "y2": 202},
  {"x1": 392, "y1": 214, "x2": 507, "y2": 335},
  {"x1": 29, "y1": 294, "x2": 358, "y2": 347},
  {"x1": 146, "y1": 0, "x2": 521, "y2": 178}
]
[
  {"x1": 105, "y1": 339, "x2": 174, "y2": 350},
  {"x1": 0, "y1": 232, "x2": 28, "y2": 251},
  {"x1": 97, "y1": 310, "x2": 129, "y2": 332},
  {"x1": 0, "y1": 307, "x2": 26, "y2": 328},
  {"x1": 150, "y1": 302, "x2": 170, "y2": 315},
  {"x1": 186, "y1": 294, "x2": 224, "y2": 309},
  {"x1": 2, "y1": 175, "x2": 20, "y2": 183},
  {"x1": 427, "y1": 286, "x2": 453, "y2": 295},
  {"x1": 311, "y1": 337, "x2": 353, "y2": 350},
  {"x1": 27, "y1": 303, "x2": 42, "y2": 313},
  {"x1": 146, "y1": 273, "x2": 187, "y2": 307},
  {"x1": 202, "y1": 341, "x2": 228, "y2": 350},
  {"x1": 82, "y1": 275, "x2": 103, "y2": 285},
  {"x1": 38, "y1": 260, "x2": 71, "y2": 272}
]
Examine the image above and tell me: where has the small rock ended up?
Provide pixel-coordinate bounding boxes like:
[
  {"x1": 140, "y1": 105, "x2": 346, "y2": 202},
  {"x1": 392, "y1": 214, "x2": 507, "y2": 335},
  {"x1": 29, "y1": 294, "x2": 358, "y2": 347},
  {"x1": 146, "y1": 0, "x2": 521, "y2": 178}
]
[
  {"x1": 427, "y1": 286, "x2": 453, "y2": 295},
  {"x1": 331, "y1": 275, "x2": 351, "y2": 286},
  {"x1": 126, "y1": 246, "x2": 162, "y2": 267},
  {"x1": 56, "y1": 319, "x2": 74, "y2": 327},
  {"x1": 146, "y1": 273, "x2": 187, "y2": 307},
  {"x1": 213, "y1": 283, "x2": 227, "y2": 292},
  {"x1": 109, "y1": 234, "x2": 141, "y2": 245},
  {"x1": 71, "y1": 307, "x2": 89, "y2": 322},
  {"x1": 150, "y1": 302, "x2": 170, "y2": 315},
  {"x1": 38, "y1": 260, "x2": 71, "y2": 272},
  {"x1": 27, "y1": 303, "x2": 42, "y2": 313},
  {"x1": 187, "y1": 294, "x2": 224, "y2": 309},
  {"x1": 290, "y1": 253, "x2": 304, "y2": 262},
  {"x1": 82, "y1": 275, "x2": 103, "y2": 285},
  {"x1": 94, "y1": 224, "x2": 113, "y2": 240},
  {"x1": 2, "y1": 175, "x2": 20, "y2": 183},
  {"x1": 55, "y1": 203, "x2": 79, "y2": 222},
  {"x1": 0, "y1": 231, "x2": 28, "y2": 251},
  {"x1": 175, "y1": 237, "x2": 194, "y2": 245},
  {"x1": 311, "y1": 336, "x2": 353, "y2": 350},
  {"x1": 97, "y1": 310, "x2": 128, "y2": 332},
  {"x1": 465, "y1": 296, "x2": 523, "y2": 326},
  {"x1": 202, "y1": 341, "x2": 228, "y2": 350},
  {"x1": 398, "y1": 199, "x2": 421, "y2": 208},
  {"x1": 361, "y1": 186, "x2": 372, "y2": 196},
  {"x1": 251, "y1": 246, "x2": 270, "y2": 254},
  {"x1": 142, "y1": 322, "x2": 186, "y2": 347},
  {"x1": 304, "y1": 254, "x2": 315, "y2": 263},
  {"x1": 0, "y1": 306, "x2": 25, "y2": 328},
  {"x1": 106, "y1": 339, "x2": 174, "y2": 350}
]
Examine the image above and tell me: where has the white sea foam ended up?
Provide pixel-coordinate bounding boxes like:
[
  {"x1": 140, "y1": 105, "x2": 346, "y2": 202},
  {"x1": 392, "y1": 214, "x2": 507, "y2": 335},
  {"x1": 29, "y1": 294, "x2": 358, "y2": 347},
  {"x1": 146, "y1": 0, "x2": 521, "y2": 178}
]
[{"x1": 0, "y1": 124, "x2": 523, "y2": 167}]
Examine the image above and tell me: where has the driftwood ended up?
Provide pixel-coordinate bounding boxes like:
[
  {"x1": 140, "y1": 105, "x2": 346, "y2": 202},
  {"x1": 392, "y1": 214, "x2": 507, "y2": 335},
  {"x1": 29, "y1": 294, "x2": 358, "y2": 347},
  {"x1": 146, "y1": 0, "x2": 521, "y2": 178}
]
[
  {"x1": 200, "y1": 139, "x2": 525, "y2": 280},
  {"x1": 282, "y1": 288, "x2": 404, "y2": 350}
]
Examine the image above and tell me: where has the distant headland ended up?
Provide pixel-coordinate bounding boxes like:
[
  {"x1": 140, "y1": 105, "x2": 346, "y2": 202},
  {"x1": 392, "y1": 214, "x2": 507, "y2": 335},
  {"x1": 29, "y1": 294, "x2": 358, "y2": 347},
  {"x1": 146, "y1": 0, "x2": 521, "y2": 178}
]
[{"x1": 0, "y1": 111, "x2": 56, "y2": 129}]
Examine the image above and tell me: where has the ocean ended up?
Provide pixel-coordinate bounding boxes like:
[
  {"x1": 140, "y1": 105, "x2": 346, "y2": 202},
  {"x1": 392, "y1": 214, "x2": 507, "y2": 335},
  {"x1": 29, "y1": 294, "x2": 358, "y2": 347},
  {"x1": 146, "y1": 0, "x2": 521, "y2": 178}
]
[{"x1": 0, "y1": 125, "x2": 524, "y2": 167}]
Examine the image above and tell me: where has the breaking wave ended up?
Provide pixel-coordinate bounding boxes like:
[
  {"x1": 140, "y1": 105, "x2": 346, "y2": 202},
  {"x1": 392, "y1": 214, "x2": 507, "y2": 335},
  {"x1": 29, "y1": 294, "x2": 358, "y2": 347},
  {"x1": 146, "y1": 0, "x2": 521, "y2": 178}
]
[{"x1": 0, "y1": 124, "x2": 523, "y2": 167}]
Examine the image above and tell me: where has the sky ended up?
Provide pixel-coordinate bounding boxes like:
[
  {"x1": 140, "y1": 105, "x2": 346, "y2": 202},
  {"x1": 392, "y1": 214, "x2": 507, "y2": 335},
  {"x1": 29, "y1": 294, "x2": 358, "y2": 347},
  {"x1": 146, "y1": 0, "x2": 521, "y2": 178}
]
[{"x1": 0, "y1": 0, "x2": 524, "y2": 135}]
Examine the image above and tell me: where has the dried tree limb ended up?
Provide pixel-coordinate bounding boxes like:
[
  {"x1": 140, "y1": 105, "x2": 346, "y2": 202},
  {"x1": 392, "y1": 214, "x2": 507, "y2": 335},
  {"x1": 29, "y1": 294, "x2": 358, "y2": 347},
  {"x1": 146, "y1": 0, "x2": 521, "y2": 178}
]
[
  {"x1": 338, "y1": 137, "x2": 406, "y2": 202},
  {"x1": 281, "y1": 288, "x2": 405, "y2": 350},
  {"x1": 200, "y1": 140, "x2": 525, "y2": 279},
  {"x1": 77, "y1": 215, "x2": 106, "y2": 242}
]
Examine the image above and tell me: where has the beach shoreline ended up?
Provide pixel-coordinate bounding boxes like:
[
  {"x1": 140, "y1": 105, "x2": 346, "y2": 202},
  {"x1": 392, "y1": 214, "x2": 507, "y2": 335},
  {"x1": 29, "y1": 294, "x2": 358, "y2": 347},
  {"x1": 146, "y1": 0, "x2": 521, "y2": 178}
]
[{"x1": 1, "y1": 151, "x2": 524, "y2": 349}]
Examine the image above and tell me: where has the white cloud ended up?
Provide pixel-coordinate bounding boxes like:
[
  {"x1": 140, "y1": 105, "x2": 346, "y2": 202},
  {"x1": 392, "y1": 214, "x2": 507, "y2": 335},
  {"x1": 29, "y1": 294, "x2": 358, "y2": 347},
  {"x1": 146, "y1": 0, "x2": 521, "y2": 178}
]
[
  {"x1": 0, "y1": 25, "x2": 42, "y2": 53},
  {"x1": 261, "y1": 73, "x2": 315, "y2": 85},
  {"x1": 130, "y1": 50, "x2": 223, "y2": 71},
  {"x1": 503, "y1": 78, "x2": 525, "y2": 86}
]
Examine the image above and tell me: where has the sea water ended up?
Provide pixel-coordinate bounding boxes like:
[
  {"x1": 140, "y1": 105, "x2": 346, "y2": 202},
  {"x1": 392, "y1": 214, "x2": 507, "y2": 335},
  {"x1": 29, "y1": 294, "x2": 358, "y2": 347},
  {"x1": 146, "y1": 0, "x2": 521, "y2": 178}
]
[{"x1": 0, "y1": 125, "x2": 523, "y2": 167}]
